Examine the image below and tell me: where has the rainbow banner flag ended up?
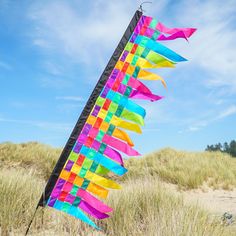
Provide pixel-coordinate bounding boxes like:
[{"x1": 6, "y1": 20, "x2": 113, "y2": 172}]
[{"x1": 37, "y1": 10, "x2": 196, "y2": 229}]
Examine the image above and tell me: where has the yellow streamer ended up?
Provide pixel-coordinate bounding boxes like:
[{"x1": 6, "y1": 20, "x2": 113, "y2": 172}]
[
  {"x1": 111, "y1": 116, "x2": 142, "y2": 134},
  {"x1": 138, "y1": 69, "x2": 167, "y2": 87},
  {"x1": 112, "y1": 127, "x2": 134, "y2": 146},
  {"x1": 87, "y1": 182, "x2": 109, "y2": 199},
  {"x1": 85, "y1": 171, "x2": 121, "y2": 189}
]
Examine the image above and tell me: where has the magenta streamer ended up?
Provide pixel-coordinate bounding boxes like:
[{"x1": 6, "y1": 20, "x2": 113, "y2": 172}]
[
  {"x1": 129, "y1": 90, "x2": 163, "y2": 101},
  {"x1": 104, "y1": 146, "x2": 124, "y2": 165},
  {"x1": 102, "y1": 134, "x2": 140, "y2": 156},
  {"x1": 77, "y1": 189, "x2": 113, "y2": 213},
  {"x1": 79, "y1": 200, "x2": 109, "y2": 219},
  {"x1": 156, "y1": 22, "x2": 196, "y2": 38}
]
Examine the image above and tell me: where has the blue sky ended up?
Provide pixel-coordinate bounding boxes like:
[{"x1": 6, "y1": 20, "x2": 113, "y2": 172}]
[{"x1": 0, "y1": 0, "x2": 236, "y2": 154}]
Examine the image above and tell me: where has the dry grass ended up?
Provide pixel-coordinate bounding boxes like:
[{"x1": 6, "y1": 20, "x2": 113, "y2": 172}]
[
  {"x1": 0, "y1": 142, "x2": 60, "y2": 179},
  {"x1": 0, "y1": 171, "x2": 234, "y2": 236},
  {"x1": 1, "y1": 143, "x2": 236, "y2": 190},
  {"x1": 0, "y1": 168, "x2": 44, "y2": 235},
  {"x1": 124, "y1": 148, "x2": 236, "y2": 190},
  {"x1": 104, "y1": 178, "x2": 234, "y2": 236},
  {"x1": 0, "y1": 142, "x2": 236, "y2": 235}
]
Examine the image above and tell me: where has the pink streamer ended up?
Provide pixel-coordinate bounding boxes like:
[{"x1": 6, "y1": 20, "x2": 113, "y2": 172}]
[
  {"x1": 77, "y1": 188, "x2": 113, "y2": 213},
  {"x1": 129, "y1": 90, "x2": 163, "y2": 101},
  {"x1": 127, "y1": 77, "x2": 163, "y2": 101},
  {"x1": 102, "y1": 134, "x2": 140, "y2": 156},
  {"x1": 104, "y1": 146, "x2": 124, "y2": 165},
  {"x1": 127, "y1": 77, "x2": 152, "y2": 94},
  {"x1": 158, "y1": 31, "x2": 189, "y2": 41},
  {"x1": 156, "y1": 22, "x2": 196, "y2": 40},
  {"x1": 79, "y1": 200, "x2": 109, "y2": 219}
]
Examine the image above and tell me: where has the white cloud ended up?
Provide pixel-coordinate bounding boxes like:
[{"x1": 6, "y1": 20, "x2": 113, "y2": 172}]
[
  {"x1": 188, "y1": 126, "x2": 200, "y2": 132},
  {"x1": 55, "y1": 96, "x2": 85, "y2": 102},
  {"x1": 27, "y1": 0, "x2": 236, "y2": 89},
  {"x1": 28, "y1": 0, "x2": 169, "y2": 66},
  {"x1": 186, "y1": 105, "x2": 236, "y2": 132},
  {"x1": 171, "y1": 0, "x2": 236, "y2": 90},
  {"x1": 143, "y1": 128, "x2": 160, "y2": 132},
  {"x1": 40, "y1": 76, "x2": 72, "y2": 89},
  {"x1": 43, "y1": 61, "x2": 63, "y2": 76},
  {"x1": 0, "y1": 61, "x2": 11, "y2": 70},
  {"x1": 28, "y1": 1, "x2": 133, "y2": 65},
  {"x1": 0, "y1": 117, "x2": 72, "y2": 132},
  {"x1": 33, "y1": 39, "x2": 50, "y2": 48},
  {"x1": 10, "y1": 102, "x2": 27, "y2": 109},
  {"x1": 217, "y1": 105, "x2": 236, "y2": 119}
]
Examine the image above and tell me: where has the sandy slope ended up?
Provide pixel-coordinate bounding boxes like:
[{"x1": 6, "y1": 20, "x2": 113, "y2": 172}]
[
  {"x1": 182, "y1": 188, "x2": 236, "y2": 216},
  {"x1": 164, "y1": 182, "x2": 236, "y2": 216}
]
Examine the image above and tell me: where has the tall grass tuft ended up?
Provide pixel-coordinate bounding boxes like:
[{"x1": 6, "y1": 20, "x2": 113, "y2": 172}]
[
  {"x1": 0, "y1": 171, "x2": 234, "y2": 235},
  {"x1": 0, "y1": 168, "x2": 44, "y2": 235},
  {"x1": 0, "y1": 143, "x2": 236, "y2": 235},
  {"x1": 0, "y1": 142, "x2": 60, "y2": 179},
  {"x1": 103, "y1": 178, "x2": 233, "y2": 236},
  {"x1": 124, "y1": 148, "x2": 236, "y2": 190}
]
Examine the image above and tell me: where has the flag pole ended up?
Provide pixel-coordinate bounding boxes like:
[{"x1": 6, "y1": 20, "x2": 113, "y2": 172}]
[
  {"x1": 24, "y1": 9, "x2": 143, "y2": 235},
  {"x1": 25, "y1": 205, "x2": 39, "y2": 236}
]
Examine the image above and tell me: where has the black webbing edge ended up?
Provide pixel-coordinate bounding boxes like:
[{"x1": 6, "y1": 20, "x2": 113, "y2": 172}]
[{"x1": 38, "y1": 10, "x2": 143, "y2": 207}]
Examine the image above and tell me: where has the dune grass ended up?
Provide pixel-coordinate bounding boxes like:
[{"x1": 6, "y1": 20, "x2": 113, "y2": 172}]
[
  {"x1": 104, "y1": 178, "x2": 234, "y2": 236},
  {"x1": 0, "y1": 142, "x2": 60, "y2": 179},
  {"x1": 0, "y1": 170, "x2": 234, "y2": 236},
  {"x1": 0, "y1": 142, "x2": 236, "y2": 235},
  {"x1": 124, "y1": 148, "x2": 236, "y2": 190},
  {"x1": 0, "y1": 168, "x2": 44, "y2": 235},
  {"x1": 1, "y1": 142, "x2": 236, "y2": 190}
]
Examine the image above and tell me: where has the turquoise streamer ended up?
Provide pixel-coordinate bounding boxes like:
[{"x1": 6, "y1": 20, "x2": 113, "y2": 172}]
[
  {"x1": 135, "y1": 35, "x2": 187, "y2": 62},
  {"x1": 95, "y1": 152, "x2": 127, "y2": 176},
  {"x1": 80, "y1": 145, "x2": 127, "y2": 176},
  {"x1": 68, "y1": 205, "x2": 100, "y2": 229},
  {"x1": 52, "y1": 199, "x2": 99, "y2": 229},
  {"x1": 106, "y1": 90, "x2": 146, "y2": 118}
]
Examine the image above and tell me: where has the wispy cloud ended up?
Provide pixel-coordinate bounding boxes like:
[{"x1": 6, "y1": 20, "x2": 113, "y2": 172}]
[
  {"x1": 28, "y1": 1, "x2": 132, "y2": 66},
  {"x1": 27, "y1": 0, "x2": 236, "y2": 90},
  {"x1": 40, "y1": 76, "x2": 72, "y2": 89},
  {"x1": 217, "y1": 105, "x2": 236, "y2": 119},
  {"x1": 10, "y1": 101, "x2": 27, "y2": 109},
  {"x1": 28, "y1": 0, "x2": 168, "y2": 66},
  {"x1": 0, "y1": 61, "x2": 11, "y2": 70},
  {"x1": 186, "y1": 105, "x2": 236, "y2": 132},
  {"x1": 0, "y1": 117, "x2": 72, "y2": 132},
  {"x1": 43, "y1": 61, "x2": 63, "y2": 76},
  {"x1": 56, "y1": 96, "x2": 85, "y2": 102},
  {"x1": 171, "y1": 0, "x2": 236, "y2": 91},
  {"x1": 143, "y1": 128, "x2": 160, "y2": 132}
]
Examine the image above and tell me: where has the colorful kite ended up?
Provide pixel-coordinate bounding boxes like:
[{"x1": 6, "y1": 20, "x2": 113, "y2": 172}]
[{"x1": 36, "y1": 10, "x2": 196, "y2": 230}]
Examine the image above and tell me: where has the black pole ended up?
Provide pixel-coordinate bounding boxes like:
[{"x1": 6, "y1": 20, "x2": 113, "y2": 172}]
[
  {"x1": 25, "y1": 205, "x2": 39, "y2": 236},
  {"x1": 24, "y1": 9, "x2": 143, "y2": 236}
]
